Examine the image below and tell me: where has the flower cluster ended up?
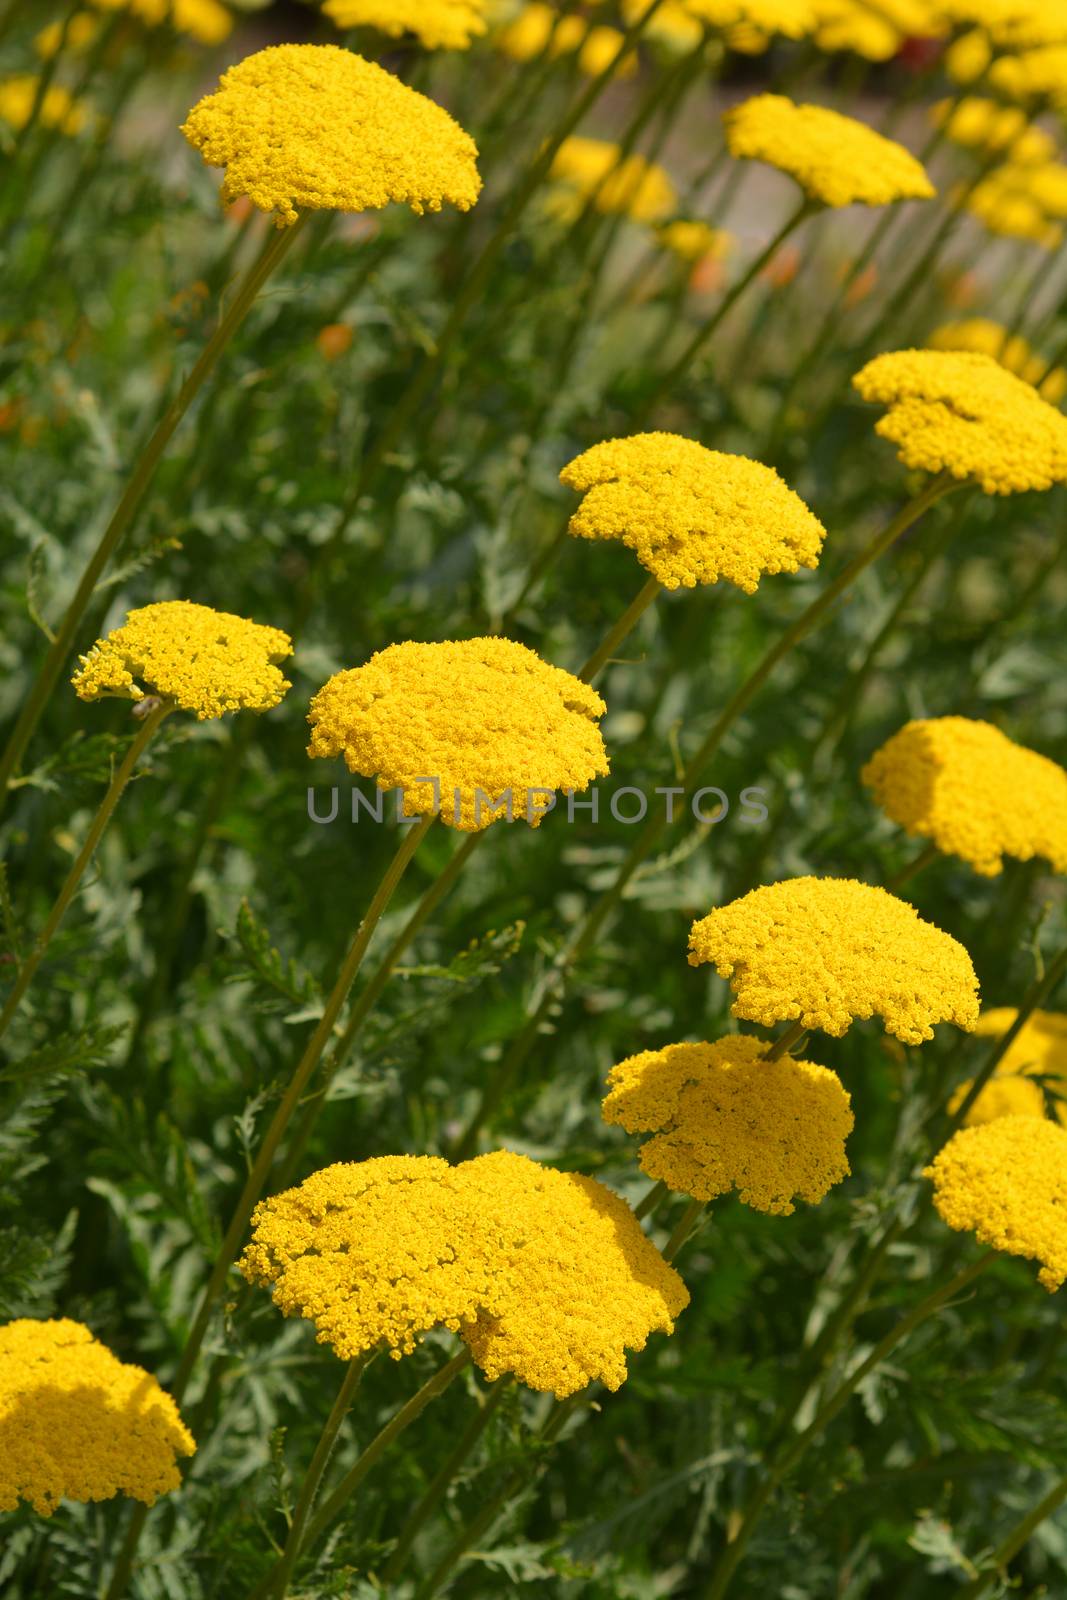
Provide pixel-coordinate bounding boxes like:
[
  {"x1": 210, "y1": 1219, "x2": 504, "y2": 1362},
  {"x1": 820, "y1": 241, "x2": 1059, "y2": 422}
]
[
  {"x1": 548, "y1": 137, "x2": 677, "y2": 223},
  {"x1": 323, "y1": 0, "x2": 488, "y2": 49},
  {"x1": 925, "y1": 1116, "x2": 1067, "y2": 1291},
  {"x1": 603, "y1": 1035, "x2": 853, "y2": 1213},
  {"x1": 239, "y1": 1151, "x2": 688, "y2": 1398},
  {"x1": 306, "y1": 637, "x2": 609, "y2": 831},
  {"x1": 723, "y1": 94, "x2": 935, "y2": 207},
  {"x1": 657, "y1": 220, "x2": 733, "y2": 263},
  {"x1": 810, "y1": 0, "x2": 945, "y2": 62},
  {"x1": 965, "y1": 160, "x2": 1067, "y2": 248},
  {"x1": 0, "y1": 76, "x2": 86, "y2": 136},
  {"x1": 560, "y1": 432, "x2": 826, "y2": 593},
  {"x1": 497, "y1": 5, "x2": 635, "y2": 77},
  {"x1": 688, "y1": 877, "x2": 980, "y2": 1044},
  {"x1": 932, "y1": 96, "x2": 1054, "y2": 165},
  {"x1": 927, "y1": 319, "x2": 1066, "y2": 402},
  {"x1": 89, "y1": 0, "x2": 233, "y2": 44},
  {"x1": 853, "y1": 349, "x2": 1067, "y2": 494},
  {"x1": 862, "y1": 716, "x2": 1067, "y2": 877},
  {"x1": 71, "y1": 600, "x2": 293, "y2": 720},
  {"x1": 181, "y1": 45, "x2": 482, "y2": 226},
  {"x1": 0, "y1": 1319, "x2": 194, "y2": 1515},
  {"x1": 949, "y1": 1008, "x2": 1067, "y2": 1126}
]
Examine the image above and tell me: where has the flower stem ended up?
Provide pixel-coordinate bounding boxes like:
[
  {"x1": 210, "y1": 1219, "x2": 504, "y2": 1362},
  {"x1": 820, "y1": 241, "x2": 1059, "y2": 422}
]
[
  {"x1": 701, "y1": 1252, "x2": 996, "y2": 1600},
  {"x1": 763, "y1": 1018, "x2": 807, "y2": 1062},
  {"x1": 579, "y1": 576, "x2": 662, "y2": 684},
  {"x1": 887, "y1": 838, "x2": 940, "y2": 892},
  {"x1": 956, "y1": 1471, "x2": 1067, "y2": 1599},
  {"x1": 663, "y1": 1198, "x2": 706, "y2": 1262},
  {"x1": 450, "y1": 472, "x2": 961, "y2": 1158},
  {"x1": 0, "y1": 216, "x2": 306, "y2": 809},
  {"x1": 633, "y1": 1178, "x2": 670, "y2": 1221},
  {"x1": 0, "y1": 700, "x2": 172, "y2": 1042}
]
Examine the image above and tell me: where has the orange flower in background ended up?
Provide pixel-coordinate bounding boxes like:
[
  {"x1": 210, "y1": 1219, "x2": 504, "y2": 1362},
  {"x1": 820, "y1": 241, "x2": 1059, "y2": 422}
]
[{"x1": 316, "y1": 323, "x2": 354, "y2": 360}]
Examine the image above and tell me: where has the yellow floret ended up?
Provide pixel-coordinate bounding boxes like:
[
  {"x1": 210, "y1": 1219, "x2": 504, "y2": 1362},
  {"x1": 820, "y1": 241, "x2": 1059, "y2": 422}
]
[
  {"x1": 181, "y1": 44, "x2": 481, "y2": 226},
  {"x1": 0, "y1": 1319, "x2": 194, "y2": 1516},
  {"x1": 925, "y1": 1115, "x2": 1067, "y2": 1291},
  {"x1": 862, "y1": 716, "x2": 1067, "y2": 877},
  {"x1": 853, "y1": 349, "x2": 1067, "y2": 494},
  {"x1": 306, "y1": 637, "x2": 609, "y2": 832},
  {"x1": 560, "y1": 432, "x2": 826, "y2": 593},
  {"x1": 723, "y1": 94, "x2": 935, "y2": 207},
  {"x1": 688, "y1": 876, "x2": 979, "y2": 1045},
  {"x1": 322, "y1": 0, "x2": 489, "y2": 48},
  {"x1": 548, "y1": 136, "x2": 677, "y2": 222},
  {"x1": 71, "y1": 600, "x2": 293, "y2": 720},
  {"x1": 603, "y1": 1035, "x2": 853, "y2": 1213}
]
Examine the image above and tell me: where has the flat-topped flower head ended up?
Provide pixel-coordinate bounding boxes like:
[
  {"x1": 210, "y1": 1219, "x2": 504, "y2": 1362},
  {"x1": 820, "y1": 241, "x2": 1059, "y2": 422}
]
[
  {"x1": 0, "y1": 76, "x2": 87, "y2": 136},
  {"x1": 689, "y1": 876, "x2": 979, "y2": 1044},
  {"x1": 240, "y1": 1151, "x2": 688, "y2": 1397},
  {"x1": 322, "y1": 0, "x2": 488, "y2": 48},
  {"x1": 548, "y1": 137, "x2": 677, "y2": 223},
  {"x1": 941, "y1": 0, "x2": 1067, "y2": 50},
  {"x1": 723, "y1": 94, "x2": 934, "y2": 207},
  {"x1": 925, "y1": 1115, "x2": 1067, "y2": 1290},
  {"x1": 560, "y1": 433, "x2": 826, "y2": 594},
  {"x1": 603, "y1": 1035, "x2": 853, "y2": 1213},
  {"x1": 687, "y1": 0, "x2": 817, "y2": 36},
  {"x1": 0, "y1": 1319, "x2": 194, "y2": 1515},
  {"x1": 809, "y1": 0, "x2": 945, "y2": 62},
  {"x1": 72, "y1": 600, "x2": 292, "y2": 720},
  {"x1": 89, "y1": 0, "x2": 234, "y2": 44},
  {"x1": 862, "y1": 716, "x2": 1067, "y2": 877},
  {"x1": 963, "y1": 161, "x2": 1067, "y2": 248},
  {"x1": 949, "y1": 1008, "x2": 1067, "y2": 1126},
  {"x1": 307, "y1": 637, "x2": 608, "y2": 831},
  {"x1": 927, "y1": 320, "x2": 1067, "y2": 402},
  {"x1": 853, "y1": 349, "x2": 1067, "y2": 494},
  {"x1": 181, "y1": 44, "x2": 481, "y2": 226},
  {"x1": 932, "y1": 97, "x2": 1054, "y2": 165}
]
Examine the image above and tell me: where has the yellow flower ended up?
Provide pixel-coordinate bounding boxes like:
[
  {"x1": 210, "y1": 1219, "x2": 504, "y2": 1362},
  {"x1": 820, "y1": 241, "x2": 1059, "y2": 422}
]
[
  {"x1": 323, "y1": 0, "x2": 489, "y2": 48},
  {"x1": 962, "y1": 160, "x2": 1067, "y2": 248},
  {"x1": 853, "y1": 349, "x2": 1067, "y2": 493},
  {"x1": 0, "y1": 77, "x2": 87, "y2": 136},
  {"x1": 723, "y1": 94, "x2": 935, "y2": 207},
  {"x1": 71, "y1": 600, "x2": 293, "y2": 720},
  {"x1": 35, "y1": 14, "x2": 101, "y2": 57},
  {"x1": 240, "y1": 1151, "x2": 688, "y2": 1398},
  {"x1": 0, "y1": 1319, "x2": 194, "y2": 1516},
  {"x1": 810, "y1": 0, "x2": 945, "y2": 61},
  {"x1": 925, "y1": 1115, "x2": 1067, "y2": 1291},
  {"x1": 949, "y1": 1008, "x2": 1067, "y2": 1126},
  {"x1": 990, "y1": 44, "x2": 1067, "y2": 108},
  {"x1": 181, "y1": 45, "x2": 481, "y2": 227},
  {"x1": 931, "y1": 97, "x2": 1054, "y2": 165},
  {"x1": 687, "y1": 0, "x2": 816, "y2": 38},
  {"x1": 88, "y1": 0, "x2": 234, "y2": 44},
  {"x1": 496, "y1": 5, "x2": 636, "y2": 73},
  {"x1": 306, "y1": 637, "x2": 609, "y2": 832},
  {"x1": 548, "y1": 137, "x2": 677, "y2": 223},
  {"x1": 927, "y1": 319, "x2": 1067, "y2": 402},
  {"x1": 862, "y1": 716, "x2": 1067, "y2": 877},
  {"x1": 941, "y1": 0, "x2": 1067, "y2": 50},
  {"x1": 657, "y1": 219, "x2": 733, "y2": 262},
  {"x1": 559, "y1": 432, "x2": 826, "y2": 594},
  {"x1": 602, "y1": 1035, "x2": 853, "y2": 1213},
  {"x1": 688, "y1": 876, "x2": 980, "y2": 1045},
  {"x1": 620, "y1": 0, "x2": 706, "y2": 50}
]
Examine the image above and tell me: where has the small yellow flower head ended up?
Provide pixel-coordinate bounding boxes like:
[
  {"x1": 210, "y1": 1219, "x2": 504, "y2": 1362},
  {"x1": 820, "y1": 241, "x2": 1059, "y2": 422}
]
[
  {"x1": 560, "y1": 432, "x2": 826, "y2": 594},
  {"x1": 603, "y1": 1035, "x2": 853, "y2": 1213},
  {"x1": 71, "y1": 600, "x2": 293, "y2": 720},
  {"x1": 687, "y1": 0, "x2": 816, "y2": 39},
  {"x1": 723, "y1": 94, "x2": 935, "y2": 208},
  {"x1": 181, "y1": 45, "x2": 481, "y2": 227},
  {"x1": 88, "y1": 0, "x2": 234, "y2": 44},
  {"x1": 322, "y1": 0, "x2": 489, "y2": 49},
  {"x1": 950, "y1": 1008, "x2": 1067, "y2": 1126},
  {"x1": 620, "y1": 0, "x2": 706, "y2": 51},
  {"x1": 941, "y1": 0, "x2": 1067, "y2": 50},
  {"x1": 853, "y1": 350, "x2": 1067, "y2": 494},
  {"x1": 949, "y1": 1070, "x2": 1048, "y2": 1125},
  {"x1": 240, "y1": 1152, "x2": 688, "y2": 1398},
  {"x1": 657, "y1": 219, "x2": 733, "y2": 262},
  {"x1": 548, "y1": 137, "x2": 677, "y2": 223},
  {"x1": 35, "y1": 14, "x2": 101, "y2": 58},
  {"x1": 990, "y1": 44, "x2": 1067, "y2": 109},
  {"x1": 862, "y1": 716, "x2": 1067, "y2": 877},
  {"x1": 307, "y1": 637, "x2": 609, "y2": 832},
  {"x1": 931, "y1": 97, "x2": 1054, "y2": 165},
  {"x1": 0, "y1": 77, "x2": 87, "y2": 136},
  {"x1": 927, "y1": 320, "x2": 1067, "y2": 402},
  {"x1": 963, "y1": 160, "x2": 1067, "y2": 248},
  {"x1": 688, "y1": 876, "x2": 979, "y2": 1044},
  {"x1": 496, "y1": 5, "x2": 635, "y2": 73},
  {"x1": 925, "y1": 1115, "x2": 1067, "y2": 1291},
  {"x1": 0, "y1": 1319, "x2": 194, "y2": 1516},
  {"x1": 809, "y1": 0, "x2": 944, "y2": 61}
]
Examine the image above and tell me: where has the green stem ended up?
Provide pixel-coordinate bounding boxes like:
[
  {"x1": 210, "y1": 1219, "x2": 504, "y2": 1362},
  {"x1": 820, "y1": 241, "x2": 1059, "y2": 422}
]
[
  {"x1": 0, "y1": 701, "x2": 172, "y2": 1042},
  {"x1": 578, "y1": 576, "x2": 661, "y2": 683},
  {"x1": 701, "y1": 1252, "x2": 996, "y2": 1600},
  {"x1": 763, "y1": 1018, "x2": 806, "y2": 1062},
  {"x1": 887, "y1": 838, "x2": 940, "y2": 892},
  {"x1": 633, "y1": 1178, "x2": 670, "y2": 1221},
  {"x1": 957, "y1": 1472, "x2": 1067, "y2": 1599},
  {"x1": 663, "y1": 1197, "x2": 706, "y2": 1262},
  {"x1": 0, "y1": 217, "x2": 307, "y2": 808}
]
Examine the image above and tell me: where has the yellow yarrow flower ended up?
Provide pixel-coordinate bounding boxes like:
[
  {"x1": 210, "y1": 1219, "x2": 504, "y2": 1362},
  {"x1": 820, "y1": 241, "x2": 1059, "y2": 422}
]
[
  {"x1": 603, "y1": 1035, "x2": 853, "y2": 1213},
  {"x1": 88, "y1": 0, "x2": 233, "y2": 44},
  {"x1": 862, "y1": 716, "x2": 1067, "y2": 877},
  {"x1": 810, "y1": 0, "x2": 945, "y2": 62},
  {"x1": 0, "y1": 77, "x2": 87, "y2": 136},
  {"x1": 560, "y1": 432, "x2": 826, "y2": 594},
  {"x1": 931, "y1": 97, "x2": 1055, "y2": 165},
  {"x1": 181, "y1": 45, "x2": 482, "y2": 227},
  {"x1": 496, "y1": 5, "x2": 636, "y2": 74},
  {"x1": 548, "y1": 137, "x2": 677, "y2": 223},
  {"x1": 949, "y1": 1008, "x2": 1067, "y2": 1126},
  {"x1": 689, "y1": 876, "x2": 979, "y2": 1045},
  {"x1": 35, "y1": 14, "x2": 101, "y2": 57},
  {"x1": 927, "y1": 320, "x2": 1067, "y2": 402},
  {"x1": 71, "y1": 600, "x2": 293, "y2": 720},
  {"x1": 853, "y1": 349, "x2": 1067, "y2": 494},
  {"x1": 687, "y1": 0, "x2": 816, "y2": 38},
  {"x1": 322, "y1": 0, "x2": 489, "y2": 48},
  {"x1": 239, "y1": 1151, "x2": 689, "y2": 1398},
  {"x1": 925, "y1": 1115, "x2": 1067, "y2": 1291},
  {"x1": 723, "y1": 94, "x2": 935, "y2": 207},
  {"x1": 657, "y1": 219, "x2": 733, "y2": 262},
  {"x1": 941, "y1": 0, "x2": 1067, "y2": 50},
  {"x1": 621, "y1": 0, "x2": 707, "y2": 49},
  {"x1": 962, "y1": 160, "x2": 1067, "y2": 248},
  {"x1": 307, "y1": 637, "x2": 609, "y2": 832},
  {"x1": 0, "y1": 1319, "x2": 194, "y2": 1516}
]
